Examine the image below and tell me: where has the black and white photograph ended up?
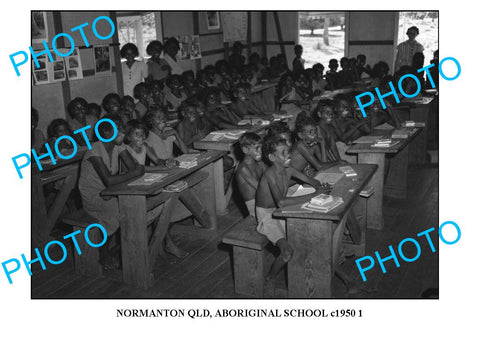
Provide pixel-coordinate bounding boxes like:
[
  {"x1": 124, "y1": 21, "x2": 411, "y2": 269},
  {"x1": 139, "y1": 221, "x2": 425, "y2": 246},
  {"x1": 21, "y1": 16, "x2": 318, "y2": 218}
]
[
  {"x1": 32, "y1": 11, "x2": 48, "y2": 44},
  {"x1": 4, "y1": 3, "x2": 478, "y2": 338},
  {"x1": 94, "y1": 45, "x2": 111, "y2": 76},
  {"x1": 207, "y1": 11, "x2": 220, "y2": 30},
  {"x1": 29, "y1": 10, "x2": 439, "y2": 300}
]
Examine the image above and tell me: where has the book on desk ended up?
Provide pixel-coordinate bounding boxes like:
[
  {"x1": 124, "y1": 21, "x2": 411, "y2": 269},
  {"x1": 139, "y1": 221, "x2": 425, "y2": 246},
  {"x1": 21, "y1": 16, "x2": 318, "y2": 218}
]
[{"x1": 301, "y1": 194, "x2": 344, "y2": 213}]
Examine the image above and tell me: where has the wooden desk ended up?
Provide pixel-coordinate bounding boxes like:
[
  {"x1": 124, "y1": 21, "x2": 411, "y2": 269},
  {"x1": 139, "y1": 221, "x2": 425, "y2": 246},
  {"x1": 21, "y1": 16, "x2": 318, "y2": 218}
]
[
  {"x1": 193, "y1": 125, "x2": 269, "y2": 214},
  {"x1": 101, "y1": 150, "x2": 225, "y2": 289},
  {"x1": 273, "y1": 164, "x2": 377, "y2": 298},
  {"x1": 401, "y1": 95, "x2": 437, "y2": 164},
  {"x1": 346, "y1": 128, "x2": 421, "y2": 230},
  {"x1": 251, "y1": 79, "x2": 279, "y2": 111},
  {"x1": 31, "y1": 149, "x2": 87, "y2": 246}
]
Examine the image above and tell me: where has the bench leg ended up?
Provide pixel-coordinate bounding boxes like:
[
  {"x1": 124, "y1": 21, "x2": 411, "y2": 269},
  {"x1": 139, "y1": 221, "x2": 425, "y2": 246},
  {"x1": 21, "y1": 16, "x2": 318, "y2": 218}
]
[
  {"x1": 233, "y1": 246, "x2": 266, "y2": 297},
  {"x1": 73, "y1": 226, "x2": 103, "y2": 277}
]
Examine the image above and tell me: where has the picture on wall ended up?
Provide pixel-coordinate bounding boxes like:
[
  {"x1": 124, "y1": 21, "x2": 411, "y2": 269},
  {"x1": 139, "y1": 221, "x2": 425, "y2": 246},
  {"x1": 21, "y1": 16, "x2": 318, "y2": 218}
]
[
  {"x1": 32, "y1": 11, "x2": 48, "y2": 44},
  {"x1": 206, "y1": 11, "x2": 220, "y2": 30},
  {"x1": 66, "y1": 47, "x2": 83, "y2": 80},
  {"x1": 31, "y1": 50, "x2": 66, "y2": 85},
  {"x1": 94, "y1": 45, "x2": 111, "y2": 77}
]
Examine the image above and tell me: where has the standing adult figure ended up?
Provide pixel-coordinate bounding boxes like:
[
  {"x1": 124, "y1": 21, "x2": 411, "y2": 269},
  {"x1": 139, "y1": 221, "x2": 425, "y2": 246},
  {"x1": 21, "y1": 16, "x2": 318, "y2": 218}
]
[
  {"x1": 394, "y1": 26, "x2": 424, "y2": 72},
  {"x1": 163, "y1": 37, "x2": 183, "y2": 75},
  {"x1": 121, "y1": 43, "x2": 149, "y2": 98}
]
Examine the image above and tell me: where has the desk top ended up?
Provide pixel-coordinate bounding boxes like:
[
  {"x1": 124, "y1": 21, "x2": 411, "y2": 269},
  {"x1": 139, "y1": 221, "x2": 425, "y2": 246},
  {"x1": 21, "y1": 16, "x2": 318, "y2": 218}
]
[
  {"x1": 346, "y1": 127, "x2": 421, "y2": 154},
  {"x1": 101, "y1": 150, "x2": 226, "y2": 196},
  {"x1": 401, "y1": 95, "x2": 436, "y2": 106},
  {"x1": 194, "y1": 124, "x2": 268, "y2": 151},
  {"x1": 251, "y1": 81, "x2": 278, "y2": 94},
  {"x1": 31, "y1": 147, "x2": 88, "y2": 175},
  {"x1": 273, "y1": 163, "x2": 377, "y2": 221}
]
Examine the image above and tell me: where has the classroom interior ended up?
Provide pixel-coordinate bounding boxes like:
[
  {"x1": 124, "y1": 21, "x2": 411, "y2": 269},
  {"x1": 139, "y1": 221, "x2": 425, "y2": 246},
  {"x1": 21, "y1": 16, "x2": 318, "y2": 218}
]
[{"x1": 31, "y1": 11, "x2": 439, "y2": 299}]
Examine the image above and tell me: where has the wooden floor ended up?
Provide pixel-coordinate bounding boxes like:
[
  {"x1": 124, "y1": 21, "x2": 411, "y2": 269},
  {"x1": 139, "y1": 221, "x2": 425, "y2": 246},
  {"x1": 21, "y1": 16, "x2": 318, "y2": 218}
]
[{"x1": 31, "y1": 164, "x2": 438, "y2": 299}]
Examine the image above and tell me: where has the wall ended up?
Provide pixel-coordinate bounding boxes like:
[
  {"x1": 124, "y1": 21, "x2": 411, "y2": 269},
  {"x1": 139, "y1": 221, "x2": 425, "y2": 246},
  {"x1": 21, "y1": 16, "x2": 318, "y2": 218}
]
[
  {"x1": 32, "y1": 11, "x2": 119, "y2": 133},
  {"x1": 346, "y1": 11, "x2": 398, "y2": 71},
  {"x1": 31, "y1": 11, "x2": 295, "y2": 135},
  {"x1": 266, "y1": 11, "x2": 298, "y2": 67}
]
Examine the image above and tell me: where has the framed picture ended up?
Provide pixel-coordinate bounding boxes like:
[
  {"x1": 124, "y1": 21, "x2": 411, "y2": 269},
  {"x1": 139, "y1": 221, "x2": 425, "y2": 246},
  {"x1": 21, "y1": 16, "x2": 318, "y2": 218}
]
[
  {"x1": 32, "y1": 11, "x2": 48, "y2": 44},
  {"x1": 206, "y1": 11, "x2": 220, "y2": 30},
  {"x1": 93, "y1": 45, "x2": 111, "y2": 77}
]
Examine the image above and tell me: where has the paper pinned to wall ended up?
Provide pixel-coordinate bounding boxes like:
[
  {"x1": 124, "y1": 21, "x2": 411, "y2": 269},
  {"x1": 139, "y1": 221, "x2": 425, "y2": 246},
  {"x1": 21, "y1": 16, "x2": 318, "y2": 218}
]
[
  {"x1": 32, "y1": 50, "x2": 66, "y2": 85},
  {"x1": 221, "y1": 12, "x2": 247, "y2": 42}
]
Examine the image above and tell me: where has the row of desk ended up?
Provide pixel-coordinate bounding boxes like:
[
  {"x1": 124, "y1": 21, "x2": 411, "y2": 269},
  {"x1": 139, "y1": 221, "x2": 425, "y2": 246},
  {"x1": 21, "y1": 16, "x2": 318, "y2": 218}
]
[{"x1": 31, "y1": 86, "x2": 434, "y2": 296}]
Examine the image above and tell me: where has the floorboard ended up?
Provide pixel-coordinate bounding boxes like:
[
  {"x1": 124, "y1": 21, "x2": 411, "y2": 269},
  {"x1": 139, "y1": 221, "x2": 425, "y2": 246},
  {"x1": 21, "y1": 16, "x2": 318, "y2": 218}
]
[{"x1": 32, "y1": 165, "x2": 439, "y2": 299}]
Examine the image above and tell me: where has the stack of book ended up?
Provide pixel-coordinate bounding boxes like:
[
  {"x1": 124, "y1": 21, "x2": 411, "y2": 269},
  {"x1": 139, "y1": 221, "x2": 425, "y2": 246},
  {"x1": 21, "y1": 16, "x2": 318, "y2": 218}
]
[
  {"x1": 128, "y1": 173, "x2": 168, "y2": 186},
  {"x1": 339, "y1": 166, "x2": 357, "y2": 177},
  {"x1": 176, "y1": 154, "x2": 199, "y2": 169},
  {"x1": 360, "y1": 187, "x2": 375, "y2": 198},
  {"x1": 302, "y1": 194, "x2": 344, "y2": 213},
  {"x1": 210, "y1": 129, "x2": 247, "y2": 140},
  {"x1": 164, "y1": 180, "x2": 188, "y2": 192},
  {"x1": 238, "y1": 118, "x2": 270, "y2": 126},
  {"x1": 391, "y1": 128, "x2": 410, "y2": 139},
  {"x1": 403, "y1": 120, "x2": 425, "y2": 128},
  {"x1": 372, "y1": 138, "x2": 400, "y2": 148},
  {"x1": 272, "y1": 113, "x2": 294, "y2": 121}
]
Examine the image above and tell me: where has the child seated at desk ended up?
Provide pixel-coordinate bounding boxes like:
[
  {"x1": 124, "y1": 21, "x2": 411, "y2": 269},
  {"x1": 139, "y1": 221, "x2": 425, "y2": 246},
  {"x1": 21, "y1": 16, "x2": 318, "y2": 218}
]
[
  {"x1": 133, "y1": 82, "x2": 151, "y2": 120},
  {"x1": 230, "y1": 83, "x2": 272, "y2": 119},
  {"x1": 256, "y1": 135, "x2": 330, "y2": 296},
  {"x1": 325, "y1": 59, "x2": 340, "y2": 89},
  {"x1": 31, "y1": 107, "x2": 45, "y2": 152},
  {"x1": 120, "y1": 95, "x2": 138, "y2": 124},
  {"x1": 313, "y1": 100, "x2": 343, "y2": 162},
  {"x1": 203, "y1": 88, "x2": 244, "y2": 130},
  {"x1": 164, "y1": 75, "x2": 187, "y2": 113},
  {"x1": 176, "y1": 101, "x2": 208, "y2": 148},
  {"x1": 149, "y1": 80, "x2": 166, "y2": 109},
  {"x1": 235, "y1": 133, "x2": 266, "y2": 217},
  {"x1": 334, "y1": 94, "x2": 371, "y2": 144},
  {"x1": 182, "y1": 70, "x2": 199, "y2": 99},
  {"x1": 294, "y1": 71, "x2": 313, "y2": 101},
  {"x1": 278, "y1": 72, "x2": 304, "y2": 127},
  {"x1": 143, "y1": 106, "x2": 188, "y2": 166},
  {"x1": 124, "y1": 119, "x2": 173, "y2": 169},
  {"x1": 78, "y1": 114, "x2": 145, "y2": 270},
  {"x1": 311, "y1": 63, "x2": 328, "y2": 96},
  {"x1": 356, "y1": 54, "x2": 372, "y2": 79},
  {"x1": 67, "y1": 97, "x2": 98, "y2": 146},
  {"x1": 43, "y1": 118, "x2": 74, "y2": 154},
  {"x1": 87, "y1": 103, "x2": 101, "y2": 121},
  {"x1": 290, "y1": 116, "x2": 334, "y2": 176},
  {"x1": 102, "y1": 93, "x2": 122, "y2": 116},
  {"x1": 265, "y1": 121, "x2": 292, "y2": 147}
]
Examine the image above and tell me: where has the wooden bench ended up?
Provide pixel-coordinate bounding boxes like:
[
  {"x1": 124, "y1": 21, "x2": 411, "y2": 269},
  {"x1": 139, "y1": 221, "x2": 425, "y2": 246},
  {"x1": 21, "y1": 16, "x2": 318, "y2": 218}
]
[
  {"x1": 61, "y1": 209, "x2": 103, "y2": 277},
  {"x1": 222, "y1": 216, "x2": 269, "y2": 297}
]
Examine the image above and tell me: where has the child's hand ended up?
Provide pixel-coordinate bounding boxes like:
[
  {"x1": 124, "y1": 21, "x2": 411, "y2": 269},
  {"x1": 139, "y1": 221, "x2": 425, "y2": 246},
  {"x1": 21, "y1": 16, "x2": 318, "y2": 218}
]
[
  {"x1": 133, "y1": 164, "x2": 145, "y2": 177},
  {"x1": 306, "y1": 167, "x2": 317, "y2": 178},
  {"x1": 315, "y1": 183, "x2": 332, "y2": 194},
  {"x1": 166, "y1": 158, "x2": 177, "y2": 168},
  {"x1": 198, "y1": 130, "x2": 207, "y2": 138}
]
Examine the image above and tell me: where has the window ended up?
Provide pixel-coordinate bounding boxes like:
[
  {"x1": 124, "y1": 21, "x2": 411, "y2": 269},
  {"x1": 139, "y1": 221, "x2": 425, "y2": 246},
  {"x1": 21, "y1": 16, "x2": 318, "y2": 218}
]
[
  {"x1": 397, "y1": 12, "x2": 438, "y2": 62},
  {"x1": 116, "y1": 12, "x2": 159, "y2": 59},
  {"x1": 298, "y1": 12, "x2": 345, "y2": 68}
]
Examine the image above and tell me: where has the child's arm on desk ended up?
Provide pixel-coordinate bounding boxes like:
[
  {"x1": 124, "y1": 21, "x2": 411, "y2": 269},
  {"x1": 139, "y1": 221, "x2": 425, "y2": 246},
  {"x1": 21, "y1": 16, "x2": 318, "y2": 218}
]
[
  {"x1": 90, "y1": 151, "x2": 144, "y2": 187},
  {"x1": 295, "y1": 142, "x2": 323, "y2": 172},
  {"x1": 268, "y1": 174, "x2": 328, "y2": 208}
]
